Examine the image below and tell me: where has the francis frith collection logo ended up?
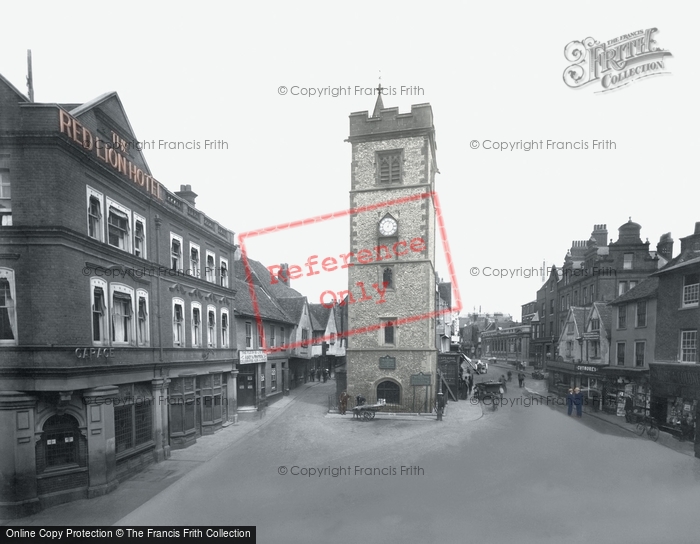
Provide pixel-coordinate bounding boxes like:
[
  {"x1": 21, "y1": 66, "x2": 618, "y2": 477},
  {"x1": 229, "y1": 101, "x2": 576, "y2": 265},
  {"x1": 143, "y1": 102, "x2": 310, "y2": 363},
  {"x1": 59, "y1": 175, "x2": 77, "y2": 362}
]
[{"x1": 563, "y1": 28, "x2": 672, "y2": 92}]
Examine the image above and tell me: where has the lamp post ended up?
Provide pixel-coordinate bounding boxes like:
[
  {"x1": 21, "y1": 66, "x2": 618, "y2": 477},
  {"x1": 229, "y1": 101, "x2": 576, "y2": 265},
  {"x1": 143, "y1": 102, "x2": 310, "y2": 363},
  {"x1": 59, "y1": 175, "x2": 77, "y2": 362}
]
[{"x1": 436, "y1": 370, "x2": 444, "y2": 421}]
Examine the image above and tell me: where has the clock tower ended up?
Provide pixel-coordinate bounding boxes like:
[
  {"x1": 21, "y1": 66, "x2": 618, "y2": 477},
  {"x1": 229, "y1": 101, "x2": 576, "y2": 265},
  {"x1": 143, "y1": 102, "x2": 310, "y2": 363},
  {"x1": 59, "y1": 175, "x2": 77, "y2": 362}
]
[{"x1": 346, "y1": 88, "x2": 439, "y2": 410}]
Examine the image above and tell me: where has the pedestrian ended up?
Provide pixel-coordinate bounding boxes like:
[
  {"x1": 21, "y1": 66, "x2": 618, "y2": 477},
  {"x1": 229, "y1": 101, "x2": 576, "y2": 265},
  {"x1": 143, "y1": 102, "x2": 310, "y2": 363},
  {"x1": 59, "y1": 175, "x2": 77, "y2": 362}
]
[
  {"x1": 566, "y1": 388, "x2": 574, "y2": 416},
  {"x1": 309, "y1": 368, "x2": 314, "y2": 382},
  {"x1": 574, "y1": 387, "x2": 583, "y2": 417},
  {"x1": 468, "y1": 372, "x2": 473, "y2": 394},
  {"x1": 624, "y1": 395, "x2": 634, "y2": 423},
  {"x1": 339, "y1": 391, "x2": 349, "y2": 415},
  {"x1": 500, "y1": 375, "x2": 507, "y2": 394},
  {"x1": 518, "y1": 372, "x2": 525, "y2": 388},
  {"x1": 316, "y1": 368, "x2": 321, "y2": 381},
  {"x1": 323, "y1": 369, "x2": 328, "y2": 382}
]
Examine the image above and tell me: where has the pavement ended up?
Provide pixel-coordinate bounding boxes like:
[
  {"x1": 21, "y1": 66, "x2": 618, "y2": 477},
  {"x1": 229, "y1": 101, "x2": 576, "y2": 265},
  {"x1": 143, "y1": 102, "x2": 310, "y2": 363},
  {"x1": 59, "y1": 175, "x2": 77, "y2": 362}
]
[
  {"x1": 2, "y1": 381, "x2": 327, "y2": 527},
  {"x1": 5, "y1": 378, "x2": 483, "y2": 526},
  {"x1": 490, "y1": 360, "x2": 697, "y2": 458},
  {"x1": 7, "y1": 364, "x2": 694, "y2": 526}
]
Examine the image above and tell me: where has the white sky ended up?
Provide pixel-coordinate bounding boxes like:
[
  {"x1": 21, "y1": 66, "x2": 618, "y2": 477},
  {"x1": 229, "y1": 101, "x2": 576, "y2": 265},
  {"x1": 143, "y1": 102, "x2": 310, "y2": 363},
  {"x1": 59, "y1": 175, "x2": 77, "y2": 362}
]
[{"x1": 2, "y1": 1, "x2": 698, "y2": 320}]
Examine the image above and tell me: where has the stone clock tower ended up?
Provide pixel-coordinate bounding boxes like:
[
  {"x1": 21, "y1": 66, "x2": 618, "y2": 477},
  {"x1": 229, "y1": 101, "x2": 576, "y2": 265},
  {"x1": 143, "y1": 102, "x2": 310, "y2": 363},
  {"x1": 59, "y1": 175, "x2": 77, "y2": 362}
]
[{"x1": 346, "y1": 88, "x2": 439, "y2": 410}]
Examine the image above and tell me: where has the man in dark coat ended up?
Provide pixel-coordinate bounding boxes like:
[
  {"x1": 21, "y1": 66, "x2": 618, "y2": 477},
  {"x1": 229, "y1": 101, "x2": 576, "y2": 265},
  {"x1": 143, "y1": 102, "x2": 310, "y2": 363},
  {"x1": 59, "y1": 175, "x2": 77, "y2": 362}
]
[
  {"x1": 573, "y1": 387, "x2": 584, "y2": 417},
  {"x1": 518, "y1": 372, "x2": 525, "y2": 388},
  {"x1": 339, "y1": 391, "x2": 349, "y2": 415},
  {"x1": 566, "y1": 388, "x2": 574, "y2": 416},
  {"x1": 624, "y1": 395, "x2": 634, "y2": 422}
]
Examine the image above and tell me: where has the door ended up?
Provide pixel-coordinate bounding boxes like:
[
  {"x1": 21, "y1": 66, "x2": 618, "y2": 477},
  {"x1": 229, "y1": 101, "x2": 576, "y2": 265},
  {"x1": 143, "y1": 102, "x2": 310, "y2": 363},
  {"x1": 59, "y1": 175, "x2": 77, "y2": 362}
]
[{"x1": 238, "y1": 366, "x2": 256, "y2": 407}]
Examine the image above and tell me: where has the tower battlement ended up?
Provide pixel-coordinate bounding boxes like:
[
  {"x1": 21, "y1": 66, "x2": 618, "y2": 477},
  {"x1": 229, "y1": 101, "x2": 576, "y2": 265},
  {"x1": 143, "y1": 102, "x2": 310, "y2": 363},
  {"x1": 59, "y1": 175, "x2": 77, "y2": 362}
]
[{"x1": 348, "y1": 103, "x2": 434, "y2": 141}]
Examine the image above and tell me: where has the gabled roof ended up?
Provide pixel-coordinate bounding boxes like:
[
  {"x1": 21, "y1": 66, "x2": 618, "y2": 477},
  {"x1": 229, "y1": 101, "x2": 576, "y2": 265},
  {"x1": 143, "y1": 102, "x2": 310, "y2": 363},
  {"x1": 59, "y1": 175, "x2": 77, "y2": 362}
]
[
  {"x1": 276, "y1": 296, "x2": 308, "y2": 324},
  {"x1": 590, "y1": 302, "x2": 612, "y2": 334},
  {"x1": 611, "y1": 277, "x2": 659, "y2": 305},
  {"x1": 0, "y1": 73, "x2": 30, "y2": 102},
  {"x1": 308, "y1": 304, "x2": 332, "y2": 332},
  {"x1": 232, "y1": 277, "x2": 294, "y2": 324},
  {"x1": 245, "y1": 259, "x2": 303, "y2": 298},
  {"x1": 563, "y1": 307, "x2": 587, "y2": 335}
]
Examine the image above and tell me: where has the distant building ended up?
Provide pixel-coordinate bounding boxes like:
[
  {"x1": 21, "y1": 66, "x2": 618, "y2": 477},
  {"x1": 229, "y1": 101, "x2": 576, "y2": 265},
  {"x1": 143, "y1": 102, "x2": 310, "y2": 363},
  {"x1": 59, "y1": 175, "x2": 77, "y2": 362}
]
[{"x1": 481, "y1": 324, "x2": 531, "y2": 366}]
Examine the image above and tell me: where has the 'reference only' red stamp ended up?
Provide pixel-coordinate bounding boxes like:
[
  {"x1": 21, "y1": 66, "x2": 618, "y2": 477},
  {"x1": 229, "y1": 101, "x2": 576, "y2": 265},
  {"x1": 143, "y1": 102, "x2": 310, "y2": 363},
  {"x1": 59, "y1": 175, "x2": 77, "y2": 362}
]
[{"x1": 237, "y1": 191, "x2": 461, "y2": 353}]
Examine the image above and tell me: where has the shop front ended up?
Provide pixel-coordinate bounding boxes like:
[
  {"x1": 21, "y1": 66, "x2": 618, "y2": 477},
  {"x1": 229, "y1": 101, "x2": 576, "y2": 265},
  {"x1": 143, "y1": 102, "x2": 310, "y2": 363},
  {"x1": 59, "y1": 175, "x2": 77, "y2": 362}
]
[
  {"x1": 600, "y1": 367, "x2": 650, "y2": 417},
  {"x1": 169, "y1": 371, "x2": 231, "y2": 449},
  {"x1": 237, "y1": 351, "x2": 267, "y2": 409},
  {"x1": 574, "y1": 364, "x2": 607, "y2": 411},
  {"x1": 546, "y1": 360, "x2": 576, "y2": 396},
  {"x1": 649, "y1": 363, "x2": 700, "y2": 457},
  {"x1": 546, "y1": 360, "x2": 607, "y2": 404}
]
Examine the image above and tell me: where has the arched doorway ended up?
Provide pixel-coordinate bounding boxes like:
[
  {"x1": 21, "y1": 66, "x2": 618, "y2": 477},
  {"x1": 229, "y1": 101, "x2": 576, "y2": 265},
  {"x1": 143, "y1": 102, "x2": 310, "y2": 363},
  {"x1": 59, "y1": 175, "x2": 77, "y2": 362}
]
[{"x1": 377, "y1": 380, "x2": 400, "y2": 404}]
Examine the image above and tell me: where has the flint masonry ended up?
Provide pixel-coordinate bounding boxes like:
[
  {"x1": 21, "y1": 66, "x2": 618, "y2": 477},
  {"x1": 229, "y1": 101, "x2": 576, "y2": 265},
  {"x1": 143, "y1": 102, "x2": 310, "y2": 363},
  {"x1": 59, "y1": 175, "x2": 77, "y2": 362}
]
[{"x1": 345, "y1": 88, "x2": 439, "y2": 409}]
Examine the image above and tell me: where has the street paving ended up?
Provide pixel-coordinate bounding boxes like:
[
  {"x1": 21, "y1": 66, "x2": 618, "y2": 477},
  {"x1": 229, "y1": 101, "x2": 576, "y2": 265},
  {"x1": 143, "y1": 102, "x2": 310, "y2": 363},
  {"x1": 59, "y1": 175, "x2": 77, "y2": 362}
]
[{"x1": 112, "y1": 378, "x2": 700, "y2": 544}]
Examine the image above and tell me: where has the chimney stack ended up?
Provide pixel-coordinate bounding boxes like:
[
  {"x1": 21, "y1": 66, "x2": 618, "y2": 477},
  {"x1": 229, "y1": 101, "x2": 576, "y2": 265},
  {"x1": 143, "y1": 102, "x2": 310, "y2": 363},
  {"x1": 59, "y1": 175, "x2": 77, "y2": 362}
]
[
  {"x1": 175, "y1": 184, "x2": 198, "y2": 207},
  {"x1": 278, "y1": 263, "x2": 290, "y2": 287},
  {"x1": 656, "y1": 233, "x2": 674, "y2": 260},
  {"x1": 591, "y1": 224, "x2": 608, "y2": 248}
]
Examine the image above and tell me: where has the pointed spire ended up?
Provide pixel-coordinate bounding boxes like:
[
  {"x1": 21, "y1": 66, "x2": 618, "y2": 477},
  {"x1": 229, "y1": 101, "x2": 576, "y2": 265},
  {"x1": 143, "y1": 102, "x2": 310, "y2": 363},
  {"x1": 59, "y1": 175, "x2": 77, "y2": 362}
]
[{"x1": 372, "y1": 83, "x2": 384, "y2": 118}]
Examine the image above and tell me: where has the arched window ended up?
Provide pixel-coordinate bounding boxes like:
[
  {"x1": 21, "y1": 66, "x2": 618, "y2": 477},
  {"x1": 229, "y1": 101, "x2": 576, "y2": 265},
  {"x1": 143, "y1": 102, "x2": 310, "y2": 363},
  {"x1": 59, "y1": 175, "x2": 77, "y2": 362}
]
[
  {"x1": 42, "y1": 414, "x2": 80, "y2": 468},
  {"x1": 377, "y1": 380, "x2": 400, "y2": 404}
]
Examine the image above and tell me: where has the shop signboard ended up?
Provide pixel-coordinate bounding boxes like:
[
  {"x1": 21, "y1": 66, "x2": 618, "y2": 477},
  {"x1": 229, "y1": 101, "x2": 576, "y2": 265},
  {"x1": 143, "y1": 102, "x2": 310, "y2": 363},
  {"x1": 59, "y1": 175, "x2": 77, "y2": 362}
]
[{"x1": 239, "y1": 351, "x2": 267, "y2": 364}]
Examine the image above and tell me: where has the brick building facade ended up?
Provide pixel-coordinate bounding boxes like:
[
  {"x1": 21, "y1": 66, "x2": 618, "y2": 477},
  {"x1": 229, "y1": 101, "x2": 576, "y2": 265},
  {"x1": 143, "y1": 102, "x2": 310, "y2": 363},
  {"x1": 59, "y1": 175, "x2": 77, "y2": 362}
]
[
  {"x1": 0, "y1": 74, "x2": 238, "y2": 517},
  {"x1": 345, "y1": 91, "x2": 439, "y2": 409}
]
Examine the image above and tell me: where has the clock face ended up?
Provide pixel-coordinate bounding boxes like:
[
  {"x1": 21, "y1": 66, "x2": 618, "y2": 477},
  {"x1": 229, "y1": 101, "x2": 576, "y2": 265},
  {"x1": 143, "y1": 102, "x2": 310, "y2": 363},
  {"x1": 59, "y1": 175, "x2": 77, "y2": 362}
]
[{"x1": 379, "y1": 217, "x2": 398, "y2": 236}]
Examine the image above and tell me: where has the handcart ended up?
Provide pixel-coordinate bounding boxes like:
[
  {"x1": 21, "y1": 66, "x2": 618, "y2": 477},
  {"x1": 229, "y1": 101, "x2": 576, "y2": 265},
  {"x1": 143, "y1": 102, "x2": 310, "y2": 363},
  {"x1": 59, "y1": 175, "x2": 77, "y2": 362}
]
[{"x1": 352, "y1": 397, "x2": 386, "y2": 420}]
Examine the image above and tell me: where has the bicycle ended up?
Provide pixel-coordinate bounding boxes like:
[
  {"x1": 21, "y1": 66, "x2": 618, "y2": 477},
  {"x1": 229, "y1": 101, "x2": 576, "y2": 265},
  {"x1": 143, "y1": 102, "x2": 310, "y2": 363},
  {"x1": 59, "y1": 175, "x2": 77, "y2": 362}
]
[{"x1": 635, "y1": 416, "x2": 659, "y2": 442}]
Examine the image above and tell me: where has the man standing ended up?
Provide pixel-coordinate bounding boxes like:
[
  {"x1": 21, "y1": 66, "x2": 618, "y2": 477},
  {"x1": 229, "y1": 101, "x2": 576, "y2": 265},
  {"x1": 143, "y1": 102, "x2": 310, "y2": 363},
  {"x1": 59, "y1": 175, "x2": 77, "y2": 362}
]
[
  {"x1": 566, "y1": 388, "x2": 574, "y2": 416},
  {"x1": 518, "y1": 372, "x2": 525, "y2": 388},
  {"x1": 574, "y1": 387, "x2": 584, "y2": 417},
  {"x1": 339, "y1": 391, "x2": 349, "y2": 415}
]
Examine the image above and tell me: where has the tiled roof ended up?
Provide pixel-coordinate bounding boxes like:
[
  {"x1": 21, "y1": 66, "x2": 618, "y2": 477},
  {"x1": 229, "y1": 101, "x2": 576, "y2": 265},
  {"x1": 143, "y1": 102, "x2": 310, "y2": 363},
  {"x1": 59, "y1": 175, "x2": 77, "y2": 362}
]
[
  {"x1": 245, "y1": 259, "x2": 303, "y2": 298},
  {"x1": 571, "y1": 307, "x2": 586, "y2": 335},
  {"x1": 232, "y1": 277, "x2": 294, "y2": 323},
  {"x1": 654, "y1": 255, "x2": 700, "y2": 276},
  {"x1": 591, "y1": 302, "x2": 612, "y2": 334},
  {"x1": 610, "y1": 277, "x2": 659, "y2": 305},
  {"x1": 309, "y1": 304, "x2": 331, "y2": 331},
  {"x1": 276, "y1": 296, "x2": 308, "y2": 324}
]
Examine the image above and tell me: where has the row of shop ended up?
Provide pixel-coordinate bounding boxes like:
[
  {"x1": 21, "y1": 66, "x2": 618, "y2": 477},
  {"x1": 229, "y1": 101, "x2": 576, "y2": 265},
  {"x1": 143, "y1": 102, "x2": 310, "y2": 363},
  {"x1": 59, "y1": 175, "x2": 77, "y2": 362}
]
[
  {"x1": 546, "y1": 361, "x2": 700, "y2": 456},
  {"x1": 237, "y1": 351, "x2": 343, "y2": 410}
]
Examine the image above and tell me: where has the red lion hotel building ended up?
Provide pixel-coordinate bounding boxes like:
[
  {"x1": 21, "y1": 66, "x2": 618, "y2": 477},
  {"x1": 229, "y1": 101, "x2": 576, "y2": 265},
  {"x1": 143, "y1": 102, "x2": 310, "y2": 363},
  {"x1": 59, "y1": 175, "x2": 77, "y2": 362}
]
[{"x1": 0, "y1": 73, "x2": 238, "y2": 517}]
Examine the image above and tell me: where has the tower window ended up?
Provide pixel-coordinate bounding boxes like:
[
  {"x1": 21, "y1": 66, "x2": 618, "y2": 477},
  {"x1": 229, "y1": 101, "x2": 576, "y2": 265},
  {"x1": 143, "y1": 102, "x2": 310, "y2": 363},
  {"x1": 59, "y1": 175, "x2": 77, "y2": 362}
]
[
  {"x1": 378, "y1": 151, "x2": 402, "y2": 184},
  {"x1": 382, "y1": 267, "x2": 394, "y2": 290},
  {"x1": 382, "y1": 319, "x2": 396, "y2": 345}
]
